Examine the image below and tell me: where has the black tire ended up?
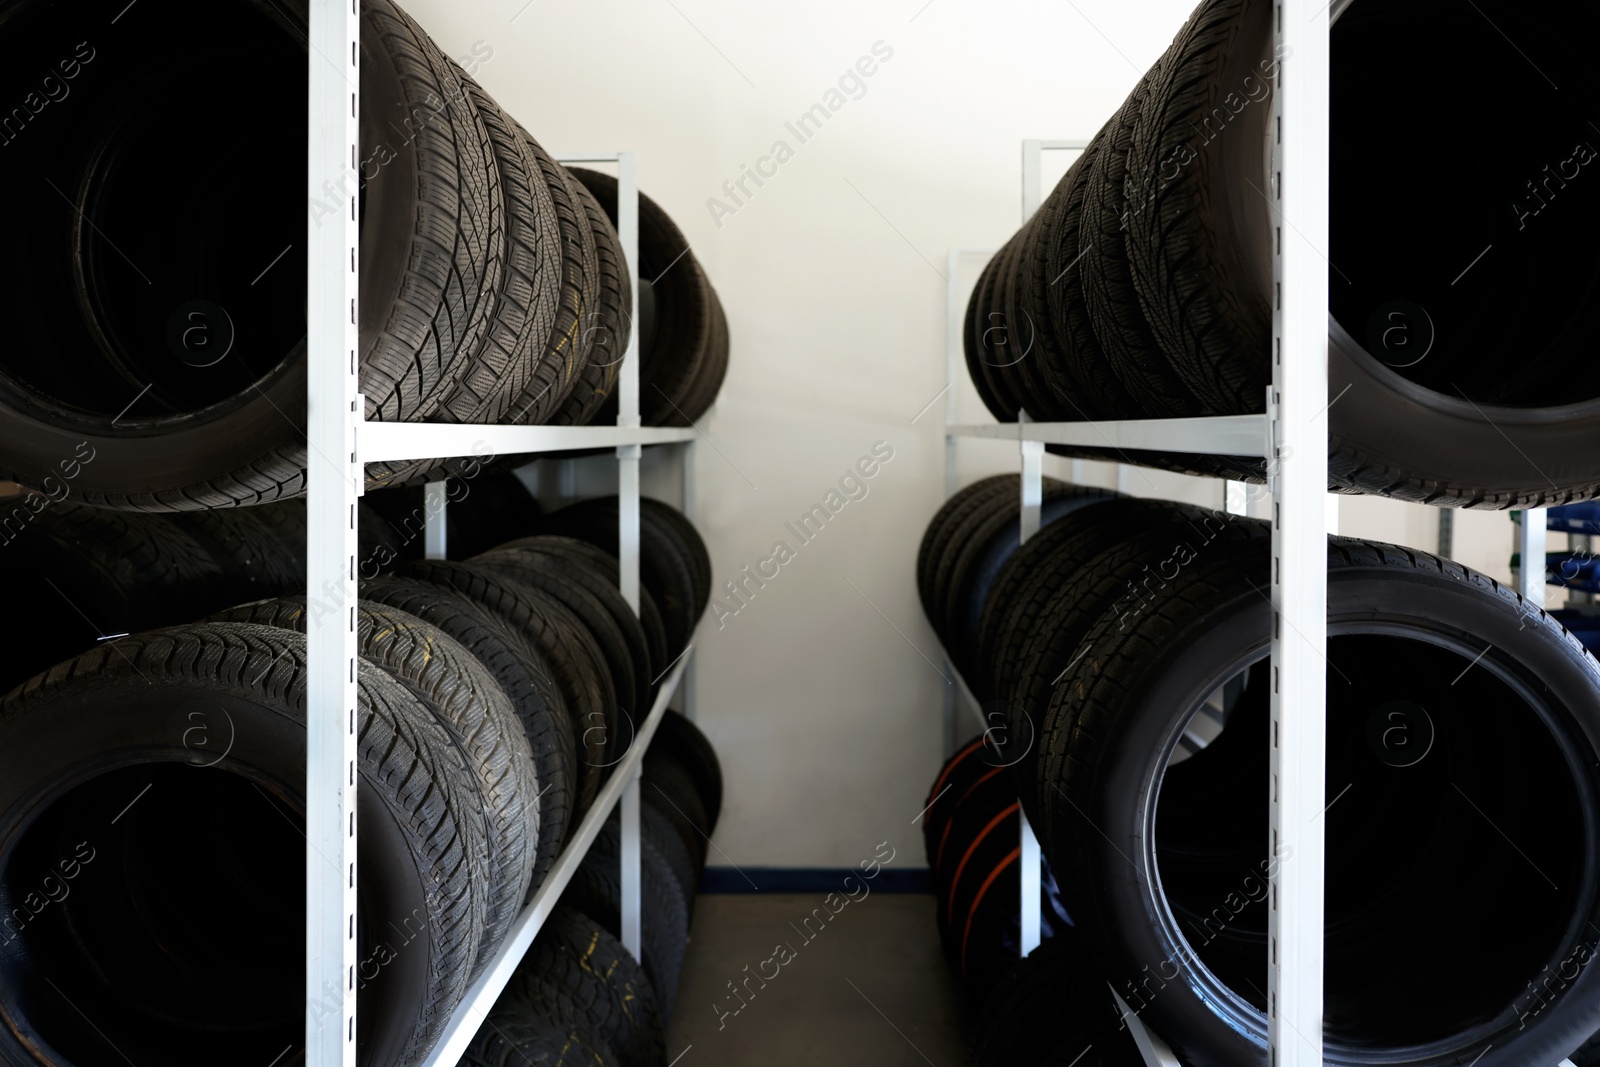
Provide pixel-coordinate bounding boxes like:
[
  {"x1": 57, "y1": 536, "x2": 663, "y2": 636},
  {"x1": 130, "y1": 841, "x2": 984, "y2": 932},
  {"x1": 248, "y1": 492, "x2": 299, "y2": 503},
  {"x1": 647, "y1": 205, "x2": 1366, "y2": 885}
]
[
  {"x1": 1319, "y1": 1, "x2": 1600, "y2": 508},
  {"x1": 170, "y1": 505, "x2": 305, "y2": 602},
  {"x1": 1001, "y1": 200, "x2": 1068, "y2": 420},
  {"x1": 643, "y1": 802, "x2": 700, "y2": 912},
  {"x1": 932, "y1": 756, "x2": 1072, "y2": 997},
  {"x1": 503, "y1": 534, "x2": 672, "y2": 697},
  {"x1": 642, "y1": 498, "x2": 712, "y2": 622},
  {"x1": 1085, "y1": 77, "x2": 1212, "y2": 419},
  {"x1": 943, "y1": 483, "x2": 1124, "y2": 675},
  {"x1": 462, "y1": 1000, "x2": 617, "y2": 1067},
  {"x1": 397, "y1": 559, "x2": 612, "y2": 816},
  {"x1": 564, "y1": 168, "x2": 719, "y2": 428},
  {"x1": 676, "y1": 286, "x2": 729, "y2": 424},
  {"x1": 367, "y1": 71, "x2": 562, "y2": 487},
  {"x1": 551, "y1": 168, "x2": 631, "y2": 427},
  {"x1": 1041, "y1": 537, "x2": 1600, "y2": 1067},
  {"x1": 0, "y1": 500, "x2": 229, "y2": 691},
  {"x1": 243, "y1": 497, "x2": 311, "y2": 571},
  {"x1": 972, "y1": 937, "x2": 1145, "y2": 1067},
  {"x1": 921, "y1": 735, "x2": 990, "y2": 869},
  {"x1": 653, "y1": 710, "x2": 722, "y2": 833},
  {"x1": 916, "y1": 474, "x2": 1014, "y2": 635},
  {"x1": 0, "y1": 623, "x2": 486, "y2": 1067},
  {"x1": 440, "y1": 467, "x2": 546, "y2": 562},
  {"x1": 360, "y1": 577, "x2": 575, "y2": 892},
  {"x1": 498, "y1": 134, "x2": 592, "y2": 428},
  {"x1": 359, "y1": 494, "x2": 431, "y2": 574},
  {"x1": 971, "y1": 495, "x2": 1138, "y2": 700},
  {"x1": 0, "y1": 0, "x2": 503, "y2": 511},
  {"x1": 1042, "y1": 126, "x2": 1142, "y2": 422},
  {"x1": 929, "y1": 475, "x2": 1067, "y2": 648},
  {"x1": 1005, "y1": 502, "x2": 1266, "y2": 817},
  {"x1": 643, "y1": 748, "x2": 712, "y2": 873},
  {"x1": 562, "y1": 814, "x2": 689, "y2": 1020},
  {"x1": 966, "y1": 233, "x2": 1028, "y2": 421},
  {"x1": 538, "y1": 497, "x2": 707, "y2": 658},
  {"x1": 1122, "y1": 0, "x2": 1271, "y2": 415},
  {"x1": 473, "y1": 539, "x2": 651, "y2": 725},
  {"x1": 962, "y1": 252, "x2": 1013, "y2": 422},
  {"x1": 210, "y1": 596, "x2": 538, "y2": 971},
  {"x1": 512, "y1": 905, "x2": 665, "y2": 1067}
]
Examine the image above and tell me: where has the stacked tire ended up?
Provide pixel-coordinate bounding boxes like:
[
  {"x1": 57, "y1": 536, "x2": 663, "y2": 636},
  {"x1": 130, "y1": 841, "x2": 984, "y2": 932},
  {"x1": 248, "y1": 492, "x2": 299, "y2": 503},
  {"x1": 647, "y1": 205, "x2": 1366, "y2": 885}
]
[
  {"x1": 920, "y1": 477, "x2": 1600, "y2": 1065},
  {"x1": 0, "y1": 489, "x2": 713, "y2": 1066},
  {"x1": 967, "y1": 0, "x2": 1600, "y2": 508},
  {"x1": 463, "y1": 709, "x2": 722, "y2": 1065},
  {"x1": 0, "y1": 0, "x2": 728, "y2": 511},
  {"x1": 919, "y1": 736, "x2": 1072, "y2": 1003}
]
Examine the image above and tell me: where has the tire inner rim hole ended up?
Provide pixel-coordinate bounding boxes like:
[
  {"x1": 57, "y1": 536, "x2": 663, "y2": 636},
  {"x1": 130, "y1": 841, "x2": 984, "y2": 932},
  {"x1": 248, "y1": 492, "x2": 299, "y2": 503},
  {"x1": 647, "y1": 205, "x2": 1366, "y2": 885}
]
[
  {"x1": 0, "y1": 0, "x2": 305, "y2": 420},
  {"x1": 1329, "y1": 0, "x2": 1600, "y2": 406},
  {"x1": 1153, "y1": 633, "x2": 1585, "y2": 1049},
  {"x1": 0, "y1": 763, "x2": 303, "y2": 1062}
]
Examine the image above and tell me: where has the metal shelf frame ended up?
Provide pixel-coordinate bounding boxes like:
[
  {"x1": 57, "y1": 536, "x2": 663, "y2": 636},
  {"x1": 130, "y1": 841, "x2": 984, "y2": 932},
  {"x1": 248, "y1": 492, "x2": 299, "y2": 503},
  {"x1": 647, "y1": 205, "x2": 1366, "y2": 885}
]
[
  {"x1": 307, "y1": 7, "x2": 696, "y2": 1063},
  {"x1": 939, "y1": 0, "x2": 1329, "y2": 1059}
]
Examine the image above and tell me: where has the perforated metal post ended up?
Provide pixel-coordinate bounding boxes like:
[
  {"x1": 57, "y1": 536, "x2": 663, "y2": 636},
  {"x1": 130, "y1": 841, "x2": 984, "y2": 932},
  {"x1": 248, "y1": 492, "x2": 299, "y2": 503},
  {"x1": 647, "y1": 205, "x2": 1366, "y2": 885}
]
[
  {"x1": 306, "y1": 0, "x2": 360, "y2": 1062},
  {"x1": 1269, "y1": 0, "x2": 1330, "y2": 1062}
]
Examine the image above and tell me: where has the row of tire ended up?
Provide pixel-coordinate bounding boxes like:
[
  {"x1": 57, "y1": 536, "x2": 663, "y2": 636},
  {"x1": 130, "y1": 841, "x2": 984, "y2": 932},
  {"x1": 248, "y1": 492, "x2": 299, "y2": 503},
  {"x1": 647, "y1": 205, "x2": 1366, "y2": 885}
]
[
  {"x1": 922, "y1": 737, "x2": 1134, "y2": 1067},
  {"x1": 0, "y1": 478, "x2": 715, "y2": 1067},
  {"x1": 463, "y1": 714, "x2": 723, "y2": 1067},
  {"x1": 0, "y1": 0, "x2": 728, "y2": 512},
  {"x1": 918, "y1": 475, "x2": 1600, "y2": 1067},
  {"x1": 966, "y1": 0, "x2": 1600, "y2": 508}
]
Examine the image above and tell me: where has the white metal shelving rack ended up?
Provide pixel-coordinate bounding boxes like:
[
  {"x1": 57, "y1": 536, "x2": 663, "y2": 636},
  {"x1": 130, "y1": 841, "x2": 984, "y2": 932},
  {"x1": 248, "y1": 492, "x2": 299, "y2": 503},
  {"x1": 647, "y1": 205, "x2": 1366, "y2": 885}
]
[
  {"x1": 306, "y1": 5, "x2": 697, "y2": 1064},
  {"x1": 939, "y1": 1, "x2": 1328, "y2": 1062}
]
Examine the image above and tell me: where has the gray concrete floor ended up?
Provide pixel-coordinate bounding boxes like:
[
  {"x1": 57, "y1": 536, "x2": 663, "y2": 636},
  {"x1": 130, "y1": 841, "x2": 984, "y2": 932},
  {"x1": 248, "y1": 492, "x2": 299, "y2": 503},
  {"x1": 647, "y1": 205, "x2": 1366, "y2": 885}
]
[{"x1": 665, "y1": 893, "x2": 969, "y2": 1067}]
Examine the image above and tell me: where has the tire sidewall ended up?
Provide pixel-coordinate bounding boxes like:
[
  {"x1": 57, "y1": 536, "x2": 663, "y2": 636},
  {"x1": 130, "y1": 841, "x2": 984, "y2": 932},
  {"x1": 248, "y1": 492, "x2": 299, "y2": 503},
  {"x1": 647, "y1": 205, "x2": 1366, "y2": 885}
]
[
  {"x1": 0, "y1": 680, "x2": 436, "y2": 1067},
  {"x1": 1084, "y1": 567, "x2": 1600, "y2": 1067}
]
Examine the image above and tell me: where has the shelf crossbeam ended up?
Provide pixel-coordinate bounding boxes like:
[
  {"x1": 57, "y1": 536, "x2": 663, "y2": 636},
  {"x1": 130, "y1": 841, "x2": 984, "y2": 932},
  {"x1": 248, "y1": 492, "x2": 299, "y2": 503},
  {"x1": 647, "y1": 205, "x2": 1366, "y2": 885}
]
[
  {"x1": 417, "y1": 652, "x2": 696, "y2": 1067},
  {"x1": 358, "y1": 422, "x2": 694, "y2": 464},
  {"x1": 946, "y1": 415, "x2": 1267, "y2": 458}
]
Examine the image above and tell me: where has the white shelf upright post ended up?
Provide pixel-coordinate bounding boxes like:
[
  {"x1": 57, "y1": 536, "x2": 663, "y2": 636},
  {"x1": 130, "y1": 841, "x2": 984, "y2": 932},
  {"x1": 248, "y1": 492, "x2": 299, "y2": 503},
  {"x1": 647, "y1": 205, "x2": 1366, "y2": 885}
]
[
  {"x1": 1269, "y1": 0, "x2": 1330, "y2": 1062},
  {"x1": 614, "y1": 151, "x2": 645, "y2": 961},
  {"x1": 306, "y1": 0, "x2": 361, "y2": 1064},
  {"x1": 1520, "y1": 509, "x2": 1548, "y2": 606},
  {"x1": 425, "y1": 479, "x2": 448, "y2": 560},
  {"x1": 941, "y1": 248, "x2": 965, "y2": 759}
]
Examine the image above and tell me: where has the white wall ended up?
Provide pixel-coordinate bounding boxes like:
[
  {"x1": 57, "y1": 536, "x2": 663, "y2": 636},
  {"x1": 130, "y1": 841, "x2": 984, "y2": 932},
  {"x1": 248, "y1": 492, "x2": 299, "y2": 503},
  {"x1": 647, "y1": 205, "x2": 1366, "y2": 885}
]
[{"x1": 405, "y1": 0, "x2": 1526, "y2": 867}]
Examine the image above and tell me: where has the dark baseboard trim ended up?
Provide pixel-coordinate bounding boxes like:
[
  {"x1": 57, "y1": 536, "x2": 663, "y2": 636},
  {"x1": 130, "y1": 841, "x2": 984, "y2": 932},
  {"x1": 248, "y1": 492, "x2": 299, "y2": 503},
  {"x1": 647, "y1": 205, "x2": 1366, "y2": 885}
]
[{"x1": 698, "y1": 867, "x2": 933, "y2": 894}]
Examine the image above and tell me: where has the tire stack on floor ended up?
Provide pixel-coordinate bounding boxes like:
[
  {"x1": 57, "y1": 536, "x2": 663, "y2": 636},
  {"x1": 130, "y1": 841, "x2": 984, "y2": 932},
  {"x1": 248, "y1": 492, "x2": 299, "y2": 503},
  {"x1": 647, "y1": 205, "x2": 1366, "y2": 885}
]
[
  {"x1": 966, "y1": 0, "x2": 1600, "y2": 509},
  {"x1": 918, "y1": 476, "x2": 1600, "y2": 1065},
  {"x1": 461, "y1": 710, "x2": 722, "y2": 1067},
  {"x1": 0, "y1": 484, "x2": 715, "y2": 1066},
  {"x1": 918, "y1": 735, "x2": 1073, "y2": 1006},
  {"x1": 0, "y1": 0, "x2": 728, "y2": 511}
]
